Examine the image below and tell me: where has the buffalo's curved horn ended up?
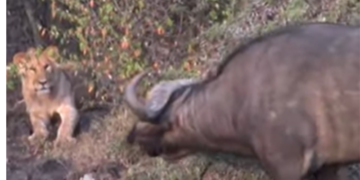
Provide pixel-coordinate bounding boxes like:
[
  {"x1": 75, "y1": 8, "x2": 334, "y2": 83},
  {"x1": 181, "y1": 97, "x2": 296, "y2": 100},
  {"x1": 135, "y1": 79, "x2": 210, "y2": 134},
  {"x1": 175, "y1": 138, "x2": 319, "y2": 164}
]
[{"x1": 124, "y1": 71, "x2": 149, "y2": 122}]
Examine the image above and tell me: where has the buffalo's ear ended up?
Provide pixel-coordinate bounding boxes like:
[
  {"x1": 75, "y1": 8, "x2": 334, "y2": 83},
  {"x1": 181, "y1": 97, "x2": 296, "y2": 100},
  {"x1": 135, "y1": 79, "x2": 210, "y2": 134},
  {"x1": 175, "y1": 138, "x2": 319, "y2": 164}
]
[{"x1": 12, "y1": 52, "x2": 27, "y2": 75}]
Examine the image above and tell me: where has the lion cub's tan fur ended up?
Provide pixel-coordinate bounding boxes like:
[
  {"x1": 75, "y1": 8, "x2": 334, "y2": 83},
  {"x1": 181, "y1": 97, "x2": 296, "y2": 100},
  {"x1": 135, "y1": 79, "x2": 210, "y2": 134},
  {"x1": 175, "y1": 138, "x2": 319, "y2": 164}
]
[{"x1": 13, "y1": 46, "x2": 79, "y2": 146}]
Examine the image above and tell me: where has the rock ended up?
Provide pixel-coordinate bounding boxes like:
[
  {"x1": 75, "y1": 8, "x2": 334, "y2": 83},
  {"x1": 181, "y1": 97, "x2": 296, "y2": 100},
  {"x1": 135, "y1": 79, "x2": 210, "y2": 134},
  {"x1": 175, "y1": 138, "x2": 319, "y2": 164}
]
[
  {"x1": 31, "y1": 159, "x2": 70, "y2": 180},
  {"x1": 82, "y1": 173, "x2": 96, "y2": 180},
  {"x1": 82, "y1": 162, "x2": 125, "y2": 180},
  {"x1": 97, "y1": 162, "x2": 123, "y2": 179},
  {"x1": 7, "y1": 170, "x2": 29, "y2": 180}
]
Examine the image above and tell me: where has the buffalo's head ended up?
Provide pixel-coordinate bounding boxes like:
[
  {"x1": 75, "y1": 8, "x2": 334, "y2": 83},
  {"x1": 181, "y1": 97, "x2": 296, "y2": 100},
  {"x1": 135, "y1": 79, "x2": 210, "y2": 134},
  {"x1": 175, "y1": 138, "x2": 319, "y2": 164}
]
[{"x1": 124, "y1": 70, "x2": 201, "y2": 161}]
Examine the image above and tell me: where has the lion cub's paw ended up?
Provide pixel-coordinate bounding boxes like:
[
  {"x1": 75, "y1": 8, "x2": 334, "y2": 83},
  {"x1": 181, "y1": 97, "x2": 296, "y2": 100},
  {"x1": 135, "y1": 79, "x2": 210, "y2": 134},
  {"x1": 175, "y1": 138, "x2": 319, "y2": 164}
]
[
  {"x1": 54, "y1": 136, "x2": 77, "y2": 148},
  {"x1": 27, "y1": 133, "x2": 47, "y2": 145}
]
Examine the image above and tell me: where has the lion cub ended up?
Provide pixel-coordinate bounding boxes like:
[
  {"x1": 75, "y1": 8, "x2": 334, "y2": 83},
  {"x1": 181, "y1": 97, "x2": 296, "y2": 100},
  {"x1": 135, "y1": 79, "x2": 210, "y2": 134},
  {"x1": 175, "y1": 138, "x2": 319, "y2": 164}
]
[{"x1": 13, "y1": 46, "x2": 79, "y2": 146}]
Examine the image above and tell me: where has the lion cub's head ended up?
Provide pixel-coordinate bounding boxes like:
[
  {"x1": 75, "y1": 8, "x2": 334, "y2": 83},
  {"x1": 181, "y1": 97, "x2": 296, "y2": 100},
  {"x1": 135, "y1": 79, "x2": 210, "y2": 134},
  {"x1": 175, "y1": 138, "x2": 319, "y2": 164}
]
[{"x1": 13, "y1": 46, "x2": 62, "y2": 96}]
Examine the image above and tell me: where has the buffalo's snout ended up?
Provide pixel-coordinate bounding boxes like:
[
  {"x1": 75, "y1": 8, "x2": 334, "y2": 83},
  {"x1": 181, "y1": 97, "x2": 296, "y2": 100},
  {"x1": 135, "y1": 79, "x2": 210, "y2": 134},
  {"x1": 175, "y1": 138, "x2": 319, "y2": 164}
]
[
  {"x1": 125, "y1": 122, "x2": 167, "y2": 156},
  {"x1": 125, "y1": 122, "x2": 192, "y2": 161},
  {"x1": 126, "y1": 124, "x2": 137, "y2": 144}
]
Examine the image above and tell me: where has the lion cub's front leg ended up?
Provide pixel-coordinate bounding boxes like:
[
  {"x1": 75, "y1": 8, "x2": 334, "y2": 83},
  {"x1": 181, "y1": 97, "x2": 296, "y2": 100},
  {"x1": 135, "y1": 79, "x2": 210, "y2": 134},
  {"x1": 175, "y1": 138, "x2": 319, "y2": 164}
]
[
  {"x1": 28, "y1": 112, "x2": 51, "y2": 144},
  {"x1": 55, "y1": 102, "x2": 79, "y2": 146}
]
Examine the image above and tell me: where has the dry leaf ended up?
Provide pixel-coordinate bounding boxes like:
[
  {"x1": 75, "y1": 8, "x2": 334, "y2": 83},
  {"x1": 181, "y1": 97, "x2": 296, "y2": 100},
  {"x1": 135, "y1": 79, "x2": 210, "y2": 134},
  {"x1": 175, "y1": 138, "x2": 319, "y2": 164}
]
[
  {"x1": 121, "y1": 38, "x2": 129, "y2": 49},
  {"x1": 89, "y1": 0, "x2": 94, "y2": 8},
  {"x1": 101, "y1": 28, "x2": 107, "y2": 38},
  {"x1": 40, "y1": 28, "x2": 47, "y2": 37},
  {"x1": 104, "y1": 56, "x2": 109, "y2": 64},
  {"x1": 119, "y1": 86, "x2": 124, "y2": 93},
  {"x1": 183, "y1": 61, "x2": 191, "y2": 71},
  {"x1": 82, "y1": 48, "x2": 87, "y2": 55},
  {"x1": 133, "y1": 49, "x2": 141, "y2": 57},
  {"x1": 88, "y1": 84, "x2": 94, "y2": 94},
  {"x1": 156, "y1": 27, "x2": 165, "y2": 35},
  {"x1": 124, "y1": 27, "x2": 130, "y2": 36},
  {"x1": 51, "y1": 1, "x2": 56, "y2": 18},
  {"x1": 152, "y1": 61, "x2": 159, "y2": 70}
]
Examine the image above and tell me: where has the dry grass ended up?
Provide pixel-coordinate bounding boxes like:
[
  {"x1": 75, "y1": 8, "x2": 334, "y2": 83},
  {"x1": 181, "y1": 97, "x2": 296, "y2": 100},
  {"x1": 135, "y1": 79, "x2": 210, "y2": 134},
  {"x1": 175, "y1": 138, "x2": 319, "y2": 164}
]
[{"x1": 38, "y1": 105, "x2": 269, "y2": 180}]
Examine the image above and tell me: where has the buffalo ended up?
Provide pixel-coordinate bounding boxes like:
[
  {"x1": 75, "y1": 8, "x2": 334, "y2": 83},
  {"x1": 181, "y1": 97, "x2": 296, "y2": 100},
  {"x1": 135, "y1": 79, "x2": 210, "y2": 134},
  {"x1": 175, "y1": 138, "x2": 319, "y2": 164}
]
[{"x1": 123, "y1": 22, "x2": 360, "y2": 180}]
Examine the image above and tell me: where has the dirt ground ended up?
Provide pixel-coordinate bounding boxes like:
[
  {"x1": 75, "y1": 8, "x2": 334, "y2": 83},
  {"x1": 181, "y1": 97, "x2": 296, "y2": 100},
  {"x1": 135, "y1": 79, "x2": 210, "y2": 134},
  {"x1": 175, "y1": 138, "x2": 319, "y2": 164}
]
[{"x1": 6, "y1": 78, "x2": 272, "y2": 180}]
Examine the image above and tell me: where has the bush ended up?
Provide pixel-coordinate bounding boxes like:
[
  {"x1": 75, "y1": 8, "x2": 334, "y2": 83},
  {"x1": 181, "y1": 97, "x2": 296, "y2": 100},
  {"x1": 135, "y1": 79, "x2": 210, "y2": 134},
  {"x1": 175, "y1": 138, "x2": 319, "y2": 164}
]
[
  {"x1": 45, "y1": 0, "x2": 239, "y2": 79},
  {"x1": 7, "y1": 0, "x2": 360, "y2": 102}
]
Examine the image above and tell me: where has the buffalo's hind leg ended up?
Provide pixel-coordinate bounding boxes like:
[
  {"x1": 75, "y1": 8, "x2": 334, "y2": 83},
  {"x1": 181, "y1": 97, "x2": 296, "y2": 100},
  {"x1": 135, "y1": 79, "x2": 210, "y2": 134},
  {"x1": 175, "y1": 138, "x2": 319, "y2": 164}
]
[
  {"x1": 254, "y1": 133, "x2": 311, "y2": 180},
  {"x1": 257, "y1": 152, "x2": 304, "y2": 180}
]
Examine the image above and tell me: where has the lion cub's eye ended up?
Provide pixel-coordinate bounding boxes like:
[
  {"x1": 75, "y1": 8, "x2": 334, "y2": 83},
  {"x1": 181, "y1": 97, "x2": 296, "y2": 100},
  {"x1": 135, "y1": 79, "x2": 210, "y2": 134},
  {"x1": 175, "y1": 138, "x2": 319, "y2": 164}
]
[
  {"x1": 29, "y1": 67, "x2": 36, "y2": 72},
  {"x1": 44, "y1": 64, "x2": 51, "y2": 71}
]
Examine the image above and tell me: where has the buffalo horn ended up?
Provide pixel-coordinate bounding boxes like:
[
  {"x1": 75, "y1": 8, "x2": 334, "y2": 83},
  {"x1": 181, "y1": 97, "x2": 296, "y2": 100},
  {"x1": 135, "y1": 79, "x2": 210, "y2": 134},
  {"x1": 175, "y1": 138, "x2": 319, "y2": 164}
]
[{"x1": 124, "y1": 71, "x2": 150, "y2": 122}]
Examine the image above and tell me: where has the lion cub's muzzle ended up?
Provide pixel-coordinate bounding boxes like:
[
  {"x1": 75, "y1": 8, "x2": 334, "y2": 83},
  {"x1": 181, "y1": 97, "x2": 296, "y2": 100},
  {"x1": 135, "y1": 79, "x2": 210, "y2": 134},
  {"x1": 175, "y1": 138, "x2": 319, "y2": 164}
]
[{"x1": 35, "y1": 79, "x2": 52, "y2": 95}]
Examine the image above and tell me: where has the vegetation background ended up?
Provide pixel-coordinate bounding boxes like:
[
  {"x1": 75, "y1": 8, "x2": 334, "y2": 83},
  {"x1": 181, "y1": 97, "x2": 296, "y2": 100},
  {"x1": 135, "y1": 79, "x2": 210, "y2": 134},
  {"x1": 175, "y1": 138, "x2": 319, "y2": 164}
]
[{"x1": 6, "y1": 0, "x2": 360, "y2": 179}]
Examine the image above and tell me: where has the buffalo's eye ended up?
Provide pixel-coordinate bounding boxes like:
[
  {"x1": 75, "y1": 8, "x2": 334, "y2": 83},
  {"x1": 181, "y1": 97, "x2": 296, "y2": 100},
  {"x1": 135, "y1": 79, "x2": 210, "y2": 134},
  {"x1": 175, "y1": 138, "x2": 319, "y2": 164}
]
[{"x1": 145, "y1": 145, "x2": 162, "y2": 157}]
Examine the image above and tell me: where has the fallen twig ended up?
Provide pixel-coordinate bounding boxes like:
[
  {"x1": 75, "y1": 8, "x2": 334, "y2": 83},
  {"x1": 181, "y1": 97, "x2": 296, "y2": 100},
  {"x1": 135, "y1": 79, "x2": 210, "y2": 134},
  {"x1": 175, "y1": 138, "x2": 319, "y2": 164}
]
[
  {"x1": 8, "y1": 99, "x2": 25, "y2": 113},
  {"x1": 199, "y1": 161, "x2": 212, "y2": 180},
  {"x1": 23, "y1": 1, "x2": 43, "y2": 46}
]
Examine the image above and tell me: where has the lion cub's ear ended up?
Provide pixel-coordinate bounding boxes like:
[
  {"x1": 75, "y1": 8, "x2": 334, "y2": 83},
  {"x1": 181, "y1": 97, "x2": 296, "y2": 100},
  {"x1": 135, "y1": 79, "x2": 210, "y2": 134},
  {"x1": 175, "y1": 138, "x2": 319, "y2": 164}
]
[
  {"x1": 13, "y1": 52, "x2": 27, "y2": 75},
  {"x1": 41, "y1": 46, "x2": 60, "y2": 63}
]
